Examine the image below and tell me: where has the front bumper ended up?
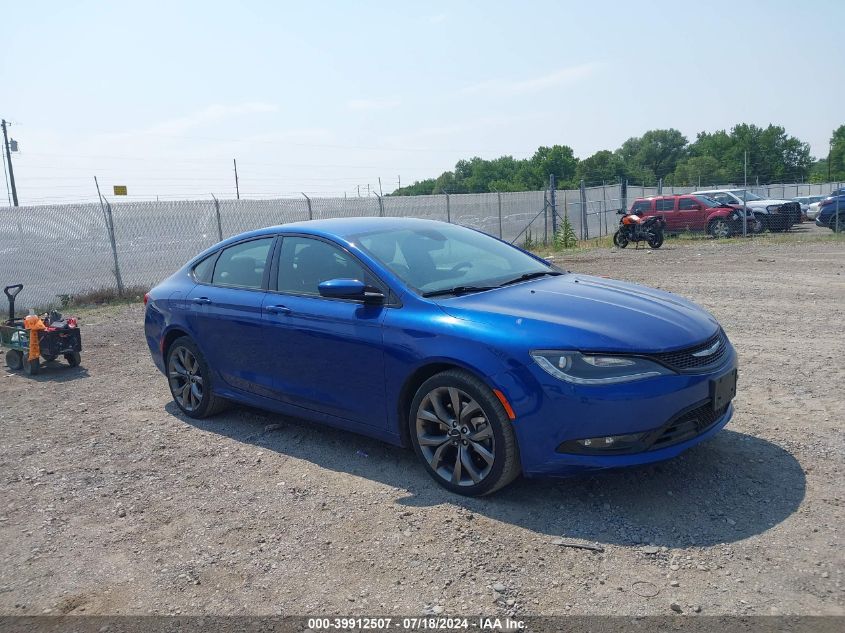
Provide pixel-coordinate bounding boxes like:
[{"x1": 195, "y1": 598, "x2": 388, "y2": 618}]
[{"x1": 500, "y1": 346, "x2": 737, "y2": 477}]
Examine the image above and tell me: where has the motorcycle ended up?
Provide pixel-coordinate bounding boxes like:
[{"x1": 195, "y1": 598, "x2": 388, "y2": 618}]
[{"x1": 613, "y1": 210, "x2": 665, "y2": 249}]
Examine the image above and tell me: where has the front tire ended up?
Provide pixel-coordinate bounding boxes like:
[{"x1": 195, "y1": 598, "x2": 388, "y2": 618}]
[
  {"x1": 166, "y1": 337, "x2": 226, "y2": 418},
  {"x1": 831, "y1": 215, "x2": 845, "y2": 232},
  {"x1": 613, "y1": 230, "x2": 629, "y2": 248},
  {"x1": 708, "y1": 219, "x2": 732, "y2": 239},
  {"x1": 409, "y1": 369, "x2": 521, "y2": 496}
]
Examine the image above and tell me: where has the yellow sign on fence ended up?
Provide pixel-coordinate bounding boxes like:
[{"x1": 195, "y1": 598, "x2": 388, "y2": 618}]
[{"x1": 113, "y1": 185, "x2": 127, "y2": 196}]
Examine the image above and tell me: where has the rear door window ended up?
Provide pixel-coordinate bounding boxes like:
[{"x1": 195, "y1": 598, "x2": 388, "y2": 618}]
[
  {"x1": 211, "y1": 238, "x2": 274, "y2": 289},
  {"x1": 192, "y1": 253, "x2": 218, "y2": 283},
  {"x1": 655, "y1": 198, "x2": 676, "y2": 211}
]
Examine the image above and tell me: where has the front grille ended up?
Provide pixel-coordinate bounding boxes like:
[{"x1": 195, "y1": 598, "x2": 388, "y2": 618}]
[
  {"x1": 649, "y1": 329, "x2": 729, "y2": 372},
  {"x1": 647, "y1": 400, "x2": 728, "y2": 450},
  {"x1": 779, "y1": 202, "x2": 801, "y2": 220}
]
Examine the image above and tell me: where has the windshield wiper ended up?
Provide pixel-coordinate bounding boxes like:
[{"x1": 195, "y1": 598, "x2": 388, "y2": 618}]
[
  {"x1": 422, "y1": 285, "x2": 496, "y2": 298},
  {"x1": 497, "y1": 270, "x2": 562, "y2": 287}
]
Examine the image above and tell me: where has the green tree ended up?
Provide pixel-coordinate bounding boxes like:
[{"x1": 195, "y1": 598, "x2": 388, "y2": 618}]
[
  {"x1": 530, "y1": 145, "x2": 578, "y2": 188},
  {"x1": 618, "y1": 129, "x2": 688, "y2": 182},
  {"x1": 828, "y1": 125, "x2": 845, "y2": 180},
  {"x1": 576, "y1": 150, "x2": 626, "y2": 184}
]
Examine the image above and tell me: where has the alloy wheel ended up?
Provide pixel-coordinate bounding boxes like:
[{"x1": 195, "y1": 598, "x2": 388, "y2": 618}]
[
  {"x1": 168, "y1": 346, "x2": 204, "y2": 412},
  {"x1": 415, "y1": 386, "x2": 495, "y2": 486},
  {"x1": 711, "y1": 220, "x2": 730, "y2": 238}
]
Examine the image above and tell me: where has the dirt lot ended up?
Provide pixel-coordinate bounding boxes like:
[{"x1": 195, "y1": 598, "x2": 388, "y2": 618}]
[{"x1": 1, "y1": 227, "x2": 843, "y2": 617}]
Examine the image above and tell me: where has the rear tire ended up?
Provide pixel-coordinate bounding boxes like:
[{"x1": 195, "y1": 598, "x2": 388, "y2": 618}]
[
  {"x1": 5, "y1": 349, "x2": 23, "y2": 371},
  {"x1": 166, "y1": 337, "x2": 227, "y2": 418},
  {"x1": 647, "y1": 231, "x2": 664, "y2": 248},
  {"x1": 409, "y1": 369, "x2": 521, "y2": 496},
  {"x1": 64, "y1": 351, "x2": 81, "y2": 367}
]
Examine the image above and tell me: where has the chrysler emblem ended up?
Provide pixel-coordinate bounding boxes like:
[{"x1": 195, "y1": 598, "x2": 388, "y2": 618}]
[{"x1": 691, "y1": 339, "x2": 721, "y2": 358}]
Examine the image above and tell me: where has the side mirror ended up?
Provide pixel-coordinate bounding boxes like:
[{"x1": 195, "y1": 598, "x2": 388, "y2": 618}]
[
  {"x1": 318, "y1": 278, "x2": 384, "y2": 303},
  {"x1": 616, "y1": 209, "x2": 627, "y2": 215}
]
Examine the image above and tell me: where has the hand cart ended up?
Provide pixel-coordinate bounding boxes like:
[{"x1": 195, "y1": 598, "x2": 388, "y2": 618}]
[{"x1": 1, "y1": 284, "x2": 82, "y2": 375}]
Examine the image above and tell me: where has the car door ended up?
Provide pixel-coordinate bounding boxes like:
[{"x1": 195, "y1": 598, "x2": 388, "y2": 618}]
[
  {"x1": 654, "y1": 197, "x2": 678, "y2": 230},
  {"x1": 185, "y1": 236, "x2": 276, "y2": 395},
  {"x1": 263, "y1": 234, "x2": 389, "y2": 428},
  {"x1": 678, "y1": 196, "x2": 707, "y2": 230}
]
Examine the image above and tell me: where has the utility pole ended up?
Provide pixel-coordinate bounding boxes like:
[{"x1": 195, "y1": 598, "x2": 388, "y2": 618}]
[
  {"x1": 2, "y1": 119, "x2": 19, "y2": 206},
  {"x1": 233, "y1": 159, "x2": 240, "y2": 199},
  {"x1": 378, "y1": 177, "x2": 383, "y2": 198}
]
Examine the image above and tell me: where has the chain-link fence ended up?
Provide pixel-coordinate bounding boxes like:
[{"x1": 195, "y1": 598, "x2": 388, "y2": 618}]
[{"x1": 1, "y1": 181, "x2": 841, "y2": 308}]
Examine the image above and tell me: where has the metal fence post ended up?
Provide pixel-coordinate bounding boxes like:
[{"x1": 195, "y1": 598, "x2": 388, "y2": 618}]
[
  {"x1": 497, "y1": 191, "x2": 503, "y2": 239},
  {"x1": 445, "y1": 193, "x2": 451, "y2": 223},
  {"x1": 302, "y1": 192, "x2": 313, "y2": 220},
  {"x1": 377, "y1": 193, "x2": 384, "y2": 217},
  {"x1": 601, "y1": 184, "x2": 607, "y2": 236},
  {"x1": 549, "y1": 174, "x2": 557, "y2": 237},
  {"x1": 103, "y1": 199, "x2": 124, "y2": 296},
  {"x1": 211, "y1": 194, "x2": 223, "y2": 241},
  {"x1": 580, "y1": 179, "x2": 588, "y2": 240}
]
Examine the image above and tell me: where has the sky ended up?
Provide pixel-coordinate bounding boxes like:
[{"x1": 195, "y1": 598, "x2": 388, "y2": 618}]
[{"x1": 1, "y1": 0, "x2": 843, "y2": 205}]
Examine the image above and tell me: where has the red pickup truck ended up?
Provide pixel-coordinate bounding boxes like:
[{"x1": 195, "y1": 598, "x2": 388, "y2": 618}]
[{"x1": 629, "y1": 194, "x2": 757, "y2": 237}]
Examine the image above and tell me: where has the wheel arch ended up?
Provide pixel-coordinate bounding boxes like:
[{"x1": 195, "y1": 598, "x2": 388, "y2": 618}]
[
  {"x1": 396, "y1": 360, "x2": 500, "y2": 448},
  {"x1": 161, "y1": 326, "x2": 191, "y2": 362}
]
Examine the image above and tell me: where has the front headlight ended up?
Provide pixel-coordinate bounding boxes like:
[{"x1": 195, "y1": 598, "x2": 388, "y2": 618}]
[{"x1": 530, "y1": 350, "x2": 673, "y2": 385}]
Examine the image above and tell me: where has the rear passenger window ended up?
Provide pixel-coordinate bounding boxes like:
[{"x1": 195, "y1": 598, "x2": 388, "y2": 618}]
[
  {"x1": 631, "y1": 201, "x2": 651, "y2": 213},
  {"x1": 211, "y1": 238, "x2": 274, "y2": 289},
  {"x1": 655, "y1": 198, "x2": 675, "y2": 211},
  {"x1": 192, "y1": 254, "x2": 217, "y2": 283}
]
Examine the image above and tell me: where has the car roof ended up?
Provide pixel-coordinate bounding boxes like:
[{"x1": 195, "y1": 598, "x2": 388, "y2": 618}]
[{"x1": 219, "y1": 216, "x2": 456, "y2": 243}]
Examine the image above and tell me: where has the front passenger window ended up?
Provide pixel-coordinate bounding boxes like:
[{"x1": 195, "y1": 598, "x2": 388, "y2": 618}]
[
  {"x1": 211, "y1": 238, "x2": 274, "y2": 289},
  {"x1": 277, "y1": 236, "x2": 372, "y2": 296}
]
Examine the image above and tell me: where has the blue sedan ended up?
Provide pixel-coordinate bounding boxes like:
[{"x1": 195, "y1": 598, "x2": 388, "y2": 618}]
[{"x1": 144, "y1": 218, "x2": 737, "y2": 495}]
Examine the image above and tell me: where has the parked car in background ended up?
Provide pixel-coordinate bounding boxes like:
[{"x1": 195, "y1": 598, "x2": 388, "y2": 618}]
[
  {"x1": 144, "y1": 217, "x2": 737, "y2": 495},
  {"x1": 815, "y1": 194, "x2": 845, "y2": 232},
  {"x1": 630, "y1": 194, "x2": 756, "y2": 238},
  {"x1": 692, "y1": 189, "x2": 799, "y2": 231},
  {"x1": 793, "y1": 195, "x2": 826, "y2": 220}
]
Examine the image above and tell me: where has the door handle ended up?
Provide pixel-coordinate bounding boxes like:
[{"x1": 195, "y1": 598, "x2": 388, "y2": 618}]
[
  {"x1": 192, "y1": 297, "x2": 211, "y2": 305},
  {"x1": 266, "y1": 304, "x2": 291, "y2": 315}
]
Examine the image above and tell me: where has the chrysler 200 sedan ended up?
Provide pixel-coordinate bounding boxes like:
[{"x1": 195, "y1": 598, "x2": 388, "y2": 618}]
[{"x1": 144, "y1": 218, "x2": 737, "y2": 496}]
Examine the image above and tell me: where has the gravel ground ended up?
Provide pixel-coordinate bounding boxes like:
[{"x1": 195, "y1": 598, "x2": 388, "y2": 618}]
[{"x1": 1, "y1": 227, "x2": 843, "y2": 617}]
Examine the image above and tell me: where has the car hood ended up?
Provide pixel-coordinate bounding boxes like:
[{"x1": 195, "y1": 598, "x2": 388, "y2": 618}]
[
  {"x1": 434, "y1": 274, "x2": 719, "y2": 353},
  {"x1": 759, "y1": 198, "x2": 793, "y2": 205}
]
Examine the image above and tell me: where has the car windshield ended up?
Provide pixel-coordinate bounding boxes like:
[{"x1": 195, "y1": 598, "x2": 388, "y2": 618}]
[
  {"x1": 696, "y1": 195, "x2": 723, "y2": 207},
  {"x1": 730, "y1": 190, "x2": 763, "y2": 201},
  {"x1": 351, "y1": 224, "x2": 556, "y2": 296}
]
